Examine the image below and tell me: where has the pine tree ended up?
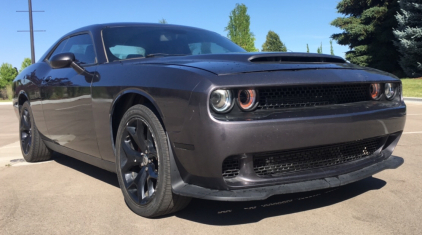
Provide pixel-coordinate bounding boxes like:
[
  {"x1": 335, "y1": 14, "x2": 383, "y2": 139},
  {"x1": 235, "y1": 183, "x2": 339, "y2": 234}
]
[
  {"x1": 331, "y1": 0, "x2": 402, "y2": 75},
  {"x1": 225, "y1": 4, "x2": 258, "y2": 52},
  {"x1": 261, "y1": 31, "x2": 287, "y2": 52},
  {"x1": 393, "y1": 0, "x2": 422, "y2": 77},
  {"x1": 159, "y1": 18, "x2": 168, "y2": 24},
  {"x1": 330, "y1": 40, "x2": 335, "y2": 55},
  {"x1": 307, "y1": 44, "x2": 310, "y2": 53}
]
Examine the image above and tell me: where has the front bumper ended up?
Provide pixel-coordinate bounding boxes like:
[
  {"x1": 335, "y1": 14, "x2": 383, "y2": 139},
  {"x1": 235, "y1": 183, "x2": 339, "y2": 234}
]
[
  {"x1": 170, "y1": 99, "x2": 406, "y2": 190},
  {"x1": 172, "y1": 155, "x2": 403, "y2": 201}
]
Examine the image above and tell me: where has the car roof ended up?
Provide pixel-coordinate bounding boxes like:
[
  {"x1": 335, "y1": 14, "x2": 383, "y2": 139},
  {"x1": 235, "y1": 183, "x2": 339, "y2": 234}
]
[{"x1": 65, "y1": 22, "x2": 210, "y2": 37}]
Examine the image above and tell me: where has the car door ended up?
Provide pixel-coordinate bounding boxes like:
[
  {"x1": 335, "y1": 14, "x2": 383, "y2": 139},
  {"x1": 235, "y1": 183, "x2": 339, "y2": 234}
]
[{"x1": 42, "y1": 33, "x2": 101, "y2": 158}]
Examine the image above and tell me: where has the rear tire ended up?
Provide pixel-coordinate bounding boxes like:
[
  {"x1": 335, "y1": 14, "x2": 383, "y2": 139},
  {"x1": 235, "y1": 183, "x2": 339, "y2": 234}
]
[
  {"x1": 19, "y1": 101, "x2": 52, "y2": 162},
  {"x1": 115, "y1": 104, "x2": 191, "y2": 218}
]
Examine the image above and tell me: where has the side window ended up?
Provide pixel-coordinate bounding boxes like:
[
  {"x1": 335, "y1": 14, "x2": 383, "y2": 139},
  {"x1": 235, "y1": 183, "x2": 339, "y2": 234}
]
[
  {"x1": 49, "y1": 34, "x2": 96, "y2": 65},
  {"x1": 49, "y1": 38, "x2": 69, "y2": 59}
]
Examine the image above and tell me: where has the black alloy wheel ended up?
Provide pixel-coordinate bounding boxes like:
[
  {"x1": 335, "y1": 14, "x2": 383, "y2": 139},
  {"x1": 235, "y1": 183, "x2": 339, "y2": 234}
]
[
  {"x1": 19, "y1": 101, "x2": 52, "y2": 162},
  {"x1": 20, "y1": 108, "x2": 32, "y2": 154},
  {"x1": 116, "y1": 104, "x2": 191, "y2": 218},
  {"x1": 120, "y1": 118, "x2": 159, "y2": 205}
]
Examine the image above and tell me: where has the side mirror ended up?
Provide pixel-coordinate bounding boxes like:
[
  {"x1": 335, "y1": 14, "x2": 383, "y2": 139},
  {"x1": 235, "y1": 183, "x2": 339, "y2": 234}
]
[{"x1": 49, "y1": 52, "x2": 75, "y2": 69}]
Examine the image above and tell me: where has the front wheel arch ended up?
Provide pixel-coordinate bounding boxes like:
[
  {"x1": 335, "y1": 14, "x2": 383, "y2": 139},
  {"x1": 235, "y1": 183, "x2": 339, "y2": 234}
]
[
  {"x1": 110, "y1": 89, "x2": 165, "y2": 151},
  {"x1": 17, "y1": 90, "x2": 30, "y2": 113}
]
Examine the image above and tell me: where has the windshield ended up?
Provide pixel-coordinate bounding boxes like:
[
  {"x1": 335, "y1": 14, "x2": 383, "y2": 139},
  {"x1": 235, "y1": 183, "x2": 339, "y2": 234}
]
[{"x1": 102, "y1": 26, "x2": 246, "y2": 61}]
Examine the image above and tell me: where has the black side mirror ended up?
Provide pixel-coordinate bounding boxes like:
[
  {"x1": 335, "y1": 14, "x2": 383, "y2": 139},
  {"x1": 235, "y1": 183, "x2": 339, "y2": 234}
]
[
  {"x1": 49, "y1": 53, "x2": 75, "y2": 69},
  {"x1": 49, "y1": 52, "x2": 93, "y2": 79}
]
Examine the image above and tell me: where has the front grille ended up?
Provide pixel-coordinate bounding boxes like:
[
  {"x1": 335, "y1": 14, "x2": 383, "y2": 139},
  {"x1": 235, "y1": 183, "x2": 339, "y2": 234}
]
[
  {"x1": 253, "y1": 136, "x2": 384, "y2": 177},
  {"x1": 222, "y1": 157, "x2": 240, "y2": 178},
  {"x1": 257, "y1": 84, "x2": 371, "y2": 110}
]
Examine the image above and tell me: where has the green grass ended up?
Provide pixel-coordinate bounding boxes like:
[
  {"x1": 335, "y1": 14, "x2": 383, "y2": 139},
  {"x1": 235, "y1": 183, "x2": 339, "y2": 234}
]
[
  {"x1": 0, "y1": 99, "x2": 12, "y2": 102},
  {"x1": 401, "y1": 78, "x2": 422, "y2": 98}
]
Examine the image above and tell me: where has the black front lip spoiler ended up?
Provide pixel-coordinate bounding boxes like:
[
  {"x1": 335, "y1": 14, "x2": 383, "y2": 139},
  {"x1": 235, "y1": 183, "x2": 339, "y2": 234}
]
[{"x1": 172, "y1": 156, "x2": 403, "y2": 201}]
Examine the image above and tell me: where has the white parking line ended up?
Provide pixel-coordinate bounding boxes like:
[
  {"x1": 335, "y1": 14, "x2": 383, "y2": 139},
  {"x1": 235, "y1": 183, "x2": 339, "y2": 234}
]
[{"x1": 403, "y1": 131, "x2": 422, "y2": 134}]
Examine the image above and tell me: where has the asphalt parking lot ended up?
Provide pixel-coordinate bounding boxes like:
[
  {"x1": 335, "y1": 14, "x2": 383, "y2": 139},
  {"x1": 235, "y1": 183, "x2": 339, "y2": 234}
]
[{"x1": 0, "y1": 101, "x2": 421, "y2": 235}]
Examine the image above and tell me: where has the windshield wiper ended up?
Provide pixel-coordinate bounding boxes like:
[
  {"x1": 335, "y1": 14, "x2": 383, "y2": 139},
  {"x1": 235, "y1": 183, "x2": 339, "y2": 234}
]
[{"x1": 145, "y1": 53, "x2": 188, "y2": 58}]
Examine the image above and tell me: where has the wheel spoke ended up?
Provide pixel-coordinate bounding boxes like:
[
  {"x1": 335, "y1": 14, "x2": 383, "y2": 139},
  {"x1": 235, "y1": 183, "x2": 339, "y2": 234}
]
[
  {"x1": 122, "y1": 140, "x2": 142, "y2": 163},
  {"x1": 24, "y1": 137, "x2": 30, "y2": 153},
  {"x1": 126, "y1": 124, "x2": 146, "y2": 152},
  {"x1": 147, "y1": 178, "x2": 155, "y2": 196},
  {"x1": 21, "y1": 115, "x2": 30, "y2": 131},
  {"x1": 136, "y1": 120, "x2": 150, "y2": 150},
  {"x1": 148, "y1": 163, "x2": 158, "y2": 179},
  {"x1": 120, "y1": 157, "x2": 136, "y2": 173},
  {"x1": 22, "y1": 135, "x2": 29, "y2": 146},
  {"x1": 136, "y1": 167, "x2": 148, "y2": 201},
  {"x1": 147, "y1": 128, "x2": 153, "y2": 144}
]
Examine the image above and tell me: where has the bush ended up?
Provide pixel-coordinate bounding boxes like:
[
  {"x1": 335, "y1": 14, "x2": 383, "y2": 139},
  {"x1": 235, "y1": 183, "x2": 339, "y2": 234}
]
[{"x1": 0, "y1": 84, "x2": 13, "y2": 100}]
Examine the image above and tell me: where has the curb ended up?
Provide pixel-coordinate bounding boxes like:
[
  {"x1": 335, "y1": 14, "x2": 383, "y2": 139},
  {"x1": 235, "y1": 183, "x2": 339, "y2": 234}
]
[
  {"x1": 404, "y1": 97, "x2": 422, "y2": 102},
  {"x1": 0, "y1": 102, "x2": 12, "y2": 106}
]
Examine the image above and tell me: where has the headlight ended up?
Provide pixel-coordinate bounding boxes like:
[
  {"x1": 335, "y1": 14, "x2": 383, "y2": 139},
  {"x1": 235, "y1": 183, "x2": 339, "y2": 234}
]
[
  {"x1": 384, "y1": 83, "x2": 396, "y2": 100},
  {"x1": 369, "y1": 83, "x2": 381, "y2": 100},
  {"x1": 210, "y1": 89, "x2": 233, "y2": 113},
  {"x1": 237, "y1": 89, "x2": 258, "y2": 111}
]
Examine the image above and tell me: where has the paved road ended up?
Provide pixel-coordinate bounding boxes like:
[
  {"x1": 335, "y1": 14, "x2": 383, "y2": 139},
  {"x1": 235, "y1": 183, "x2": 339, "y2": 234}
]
[{"x1": 0, "y1": 102, "x2": 421, "y2": 234}]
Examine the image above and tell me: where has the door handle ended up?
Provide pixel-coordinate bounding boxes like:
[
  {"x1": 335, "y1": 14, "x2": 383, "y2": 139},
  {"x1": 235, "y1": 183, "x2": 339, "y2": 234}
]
[{"x1": 44, "y1": 76, "x2": 52, "y2": 83}]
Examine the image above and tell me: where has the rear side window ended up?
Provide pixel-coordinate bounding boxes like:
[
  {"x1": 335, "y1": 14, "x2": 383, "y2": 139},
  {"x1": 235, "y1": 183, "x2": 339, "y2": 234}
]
[{"x1": 49, "y1": 34, "x2": 96, "y2": 65}]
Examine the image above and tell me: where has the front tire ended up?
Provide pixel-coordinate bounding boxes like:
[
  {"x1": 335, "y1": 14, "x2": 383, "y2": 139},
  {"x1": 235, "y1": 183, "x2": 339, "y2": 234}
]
[
  {"x1": 19, "y1": 101, "x2": 52, "y2": 162},
  {"x1": 115, "y1": 104, "x2": 191, "y2": 218}
]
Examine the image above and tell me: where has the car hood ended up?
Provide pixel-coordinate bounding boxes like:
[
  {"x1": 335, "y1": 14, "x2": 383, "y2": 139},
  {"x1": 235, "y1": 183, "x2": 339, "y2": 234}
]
[{"x1": 136, "y1": 52, "x2": 369, "y2": 76}]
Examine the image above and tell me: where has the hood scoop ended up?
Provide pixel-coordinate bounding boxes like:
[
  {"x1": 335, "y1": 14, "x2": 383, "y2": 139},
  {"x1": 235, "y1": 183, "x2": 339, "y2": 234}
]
[{"x1": 249, "y1": 55, "x2": 346, "y2": 64}]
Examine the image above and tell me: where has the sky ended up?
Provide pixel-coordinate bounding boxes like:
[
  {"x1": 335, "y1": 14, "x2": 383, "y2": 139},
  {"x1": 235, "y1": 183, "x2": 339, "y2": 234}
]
[{"x1": 0, "y1": 0, "x2": 350, "y2": 69}]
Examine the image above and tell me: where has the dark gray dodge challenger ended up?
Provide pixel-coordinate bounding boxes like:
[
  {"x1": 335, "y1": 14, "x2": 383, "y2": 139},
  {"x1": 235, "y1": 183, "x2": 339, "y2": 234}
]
[{"x1": 12, "y1": 23, "x2": 406, "y2": 217}]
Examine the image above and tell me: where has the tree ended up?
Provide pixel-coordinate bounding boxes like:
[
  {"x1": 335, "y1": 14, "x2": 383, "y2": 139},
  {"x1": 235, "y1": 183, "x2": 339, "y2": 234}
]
[
  {"x1": 0, "y1": 63, "x2": 18, "y2": 89},
  {"x1": 20, "y1": 58, "x2": 31, "y2": 72},
  {"x1": 330, "y1": 40, "x2": 335, "y2": 55},
  {"x1": 307, "y1": 44, "x2": 310, "y2": 53},
  {"x1": 261, "y1": 30, "x2": 287, "y2": 52},
  {"x1": 159, "y1": 18, "x2": 168, "y2": 24},
  {"x1": 331, "y1": 0, "x2": 402, "y2": 75},
  {"x1": 225, "y1": 3, "x2": 258, "y2": 52},
  {"x1": 317, "y1": 43, "x2": 323, "y2": 54},
  {"x1": 393, "y1": 0, "x2": 422, "y2": 78}
]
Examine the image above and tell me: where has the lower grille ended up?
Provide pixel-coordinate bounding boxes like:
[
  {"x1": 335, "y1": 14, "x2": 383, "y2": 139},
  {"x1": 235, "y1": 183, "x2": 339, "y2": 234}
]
[
  {"x1": 253, "y1": 136, "x2": 384, "y2": 177},
  {"x1": 257, "y1": 84, "x2": 371, "y2": 110},
  {"x1": 222, "y1": 157, "x2": 240, "y2": 178}
]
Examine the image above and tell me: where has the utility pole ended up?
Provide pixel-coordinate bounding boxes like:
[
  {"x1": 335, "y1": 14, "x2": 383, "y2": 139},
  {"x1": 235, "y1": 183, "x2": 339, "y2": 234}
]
[
  {"x1": 17, "y1": 0, "x2": 45, "y2": 64},
  {"x1": 28, "y1": 0, "x2": 35, "y2": 64}
]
